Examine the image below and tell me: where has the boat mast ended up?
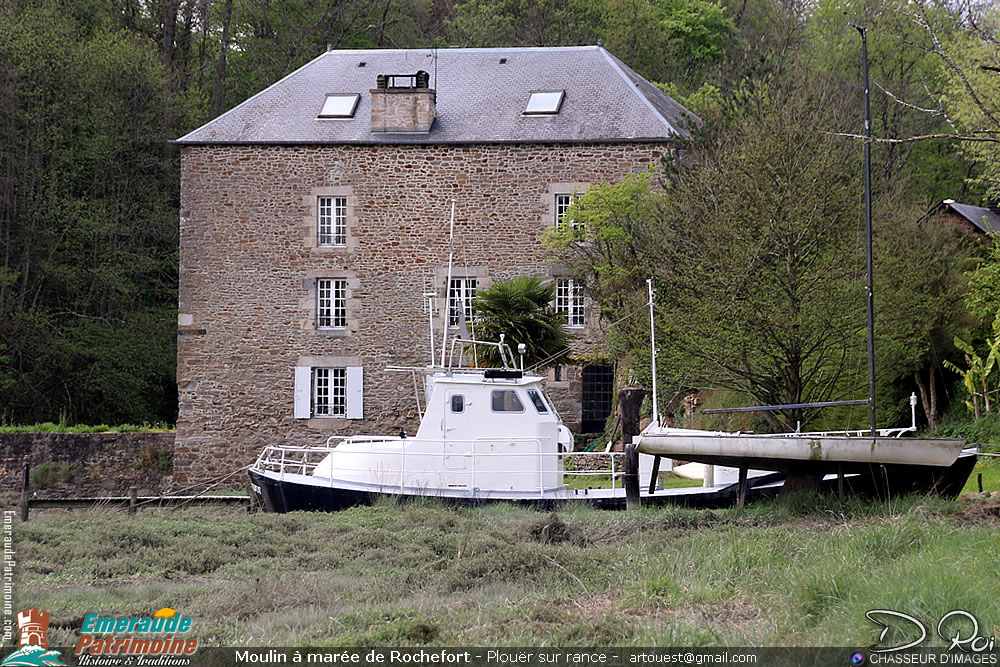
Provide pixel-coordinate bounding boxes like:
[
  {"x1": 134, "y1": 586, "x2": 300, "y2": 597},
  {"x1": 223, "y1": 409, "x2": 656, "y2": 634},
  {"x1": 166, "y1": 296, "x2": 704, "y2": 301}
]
[
  {"x1": 440, "y1": 200, "x2": 457, "y2": 368},
  {"x1": 852, "y1": 23, "x2": 877, "y2": 437},
  {"x1": 648, "y1": 279, "x2": 659, "y2": 427}
]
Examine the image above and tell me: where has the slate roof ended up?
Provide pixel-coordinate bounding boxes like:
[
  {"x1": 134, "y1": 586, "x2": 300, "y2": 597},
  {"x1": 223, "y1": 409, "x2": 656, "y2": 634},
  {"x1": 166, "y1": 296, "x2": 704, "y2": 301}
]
[
  {"x1": 936, "y1": 200, "x2": 1000, "y2": 236},
  {"x1": 174, "y1": 46, "x2": 697, "y2": 145}
]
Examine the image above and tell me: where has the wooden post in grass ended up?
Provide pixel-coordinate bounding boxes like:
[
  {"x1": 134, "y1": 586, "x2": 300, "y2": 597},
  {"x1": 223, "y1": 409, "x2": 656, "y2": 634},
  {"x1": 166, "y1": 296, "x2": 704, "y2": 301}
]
[
  {"x1": 737, "y1": 467, "x2": 748, "y2": 509},
  {"x1": 620, "y1": 387, "x2": 649, "y2": 499},
  {"x1": 624, "y1": 443, "x2": 640, "y2": 510},
  {"x1": 20, "y1": 456, "x2": 29, "y2": 522},
  {"x1": 128, "y1": 486, "x2": 137, "y2": 516},
  {"x1": 618, "y1": 387, "x2": 645, "y2": 450}
]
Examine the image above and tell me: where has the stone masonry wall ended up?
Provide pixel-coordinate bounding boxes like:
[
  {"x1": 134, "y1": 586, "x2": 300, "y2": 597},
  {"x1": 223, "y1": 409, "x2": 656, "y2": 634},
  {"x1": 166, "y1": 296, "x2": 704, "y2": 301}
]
[
  {"x1": 0, "y1": 432, "x2": 175, "y2": 497},
  {"x1": 370, "y1": 88, "x2": 435, "y2": 133},
  {"x1": 176, "y1": 141, "x2": 666, "y2": 485}
]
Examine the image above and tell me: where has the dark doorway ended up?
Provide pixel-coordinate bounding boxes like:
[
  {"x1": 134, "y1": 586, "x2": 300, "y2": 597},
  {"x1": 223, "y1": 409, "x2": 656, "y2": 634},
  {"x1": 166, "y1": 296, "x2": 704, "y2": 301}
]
[{"x1": 581, "y1": 365, "x2": 613, "y2": 432}]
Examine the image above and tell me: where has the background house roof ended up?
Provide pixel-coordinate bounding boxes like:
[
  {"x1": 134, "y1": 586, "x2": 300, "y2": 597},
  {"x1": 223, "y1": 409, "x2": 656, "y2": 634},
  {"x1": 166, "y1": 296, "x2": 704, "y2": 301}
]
[
  {"x1": 175, "y1": 46, "x2": 697, "y2": 145},
  {"x1": 936, "y1": 200, "x2": 1000, "y2": 236}
]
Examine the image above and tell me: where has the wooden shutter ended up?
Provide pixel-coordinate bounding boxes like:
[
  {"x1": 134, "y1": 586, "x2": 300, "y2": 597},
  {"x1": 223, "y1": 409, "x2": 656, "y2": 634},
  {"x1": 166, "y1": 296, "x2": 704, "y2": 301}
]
[
  {"x1": 293, "y1": 366, "x2": 311, "y2": 419},
  {"x1": 346, "y1": 366, "x2": 364, "y2": 419}
]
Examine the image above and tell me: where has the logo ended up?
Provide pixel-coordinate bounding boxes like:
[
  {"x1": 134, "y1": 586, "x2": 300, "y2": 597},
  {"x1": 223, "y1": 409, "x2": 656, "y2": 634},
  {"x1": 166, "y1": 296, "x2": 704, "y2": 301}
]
[
  {"x1": 867, "y1": 609, "x2": 997, "y2": 654},
  {"x1": 1, "y1": 608, "x2": 65, "y2": 666},
  {"x1": 850, "y1": 652, "x2": 866, "y2": 665},
  {"x1": 74, "y1": 607, "x2": 198, "y2": 662}
]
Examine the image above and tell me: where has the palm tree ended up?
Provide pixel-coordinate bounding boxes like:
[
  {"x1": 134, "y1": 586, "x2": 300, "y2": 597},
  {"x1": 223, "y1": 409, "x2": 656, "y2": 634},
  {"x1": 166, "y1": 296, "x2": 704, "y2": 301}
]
[{"x1": 470, "y1": 276, "x2": 570, "y2": 369}]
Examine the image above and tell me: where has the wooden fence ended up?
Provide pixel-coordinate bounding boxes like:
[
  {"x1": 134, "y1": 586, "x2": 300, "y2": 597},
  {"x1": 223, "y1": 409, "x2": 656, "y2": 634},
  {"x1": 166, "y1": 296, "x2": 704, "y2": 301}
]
[{"x1": 16, "y1": 456, "x2": 251, "y2": 521}]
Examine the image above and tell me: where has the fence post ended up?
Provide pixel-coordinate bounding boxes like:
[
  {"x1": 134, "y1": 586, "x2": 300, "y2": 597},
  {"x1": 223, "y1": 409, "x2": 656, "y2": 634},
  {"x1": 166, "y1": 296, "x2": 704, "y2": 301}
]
[
  {"x1": 624, "y1": 443, "x2": 640, "y2": 511},
  {"x1": 20, "y1": 456, "x2": 30, "y2": 522},
  {"x1": 128, "y1": 486, "x2": 137, "y2": 516}
]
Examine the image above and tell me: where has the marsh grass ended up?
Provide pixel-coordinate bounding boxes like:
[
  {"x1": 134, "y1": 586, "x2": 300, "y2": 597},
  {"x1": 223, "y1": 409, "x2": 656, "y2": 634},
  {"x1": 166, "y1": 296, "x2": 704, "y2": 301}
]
[{"x1": 10, "y1": 494, "x2": 999, "y2": 648}]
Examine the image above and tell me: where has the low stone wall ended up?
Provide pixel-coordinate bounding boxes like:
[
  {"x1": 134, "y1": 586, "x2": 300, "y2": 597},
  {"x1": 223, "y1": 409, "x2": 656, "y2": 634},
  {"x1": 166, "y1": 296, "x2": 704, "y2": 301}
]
[{"x1": 0, "y1": 432, "x2": 175, "y2": 497}]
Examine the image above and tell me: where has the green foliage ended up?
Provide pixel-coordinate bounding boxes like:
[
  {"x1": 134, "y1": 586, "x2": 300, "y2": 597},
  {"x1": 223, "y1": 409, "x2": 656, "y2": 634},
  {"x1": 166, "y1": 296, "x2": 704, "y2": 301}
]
[
  {"x1": 940, "y1": 8, "x2": 1000, "y2": 201},
  {"x1": 0, "y1": 422, "x2": 172, "y2": 433},
  {"x1": 966, "y1": 233, "x2": 1000, "y2": 322},
  {"x1": 943, "y1": 321, "x2": 1000, "y2": 419},
  {"x1": 470, "y1": 276, "x2": 569, "y2": 369},
  {"x1": 602, "y1": 0, "x2": 735, "y2": 88},
  {"x1": 447, "y1": 0, "x2": 602, "y2": 48},
  {"x1": 932, "y1": 411, "x2": 1000, "y2": 447},
  {"x1": 806, "y1": 0, "x2": 971, "y2": 202},
  {"x1": 31, "y1": 463, "x2": 81, "y2": 488},
  {"x1": 135, "y1": 444, "x2": 174, "y2": 474},
  {"x1": 0, "y1": 344, "x2": 14, "y2": 394},
  {"x1": 646, "y1": 74, "x2": 863, "y2": 430},
  {"x1": 0, "y1": 0, "x2": 179, "y2": 425}
]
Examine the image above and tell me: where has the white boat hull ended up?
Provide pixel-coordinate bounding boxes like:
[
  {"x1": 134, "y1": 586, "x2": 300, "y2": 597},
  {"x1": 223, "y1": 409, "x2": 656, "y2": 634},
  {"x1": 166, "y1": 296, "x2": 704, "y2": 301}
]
[{"x1": 637, "y1": 428, "x2": 966, "y2": 471}]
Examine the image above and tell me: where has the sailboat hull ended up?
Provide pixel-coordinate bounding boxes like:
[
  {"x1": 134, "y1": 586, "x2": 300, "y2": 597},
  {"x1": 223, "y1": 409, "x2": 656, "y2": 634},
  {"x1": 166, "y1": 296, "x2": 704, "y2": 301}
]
[{"x1": 636, "y1": 432, "x2": 966, "y2": 470}]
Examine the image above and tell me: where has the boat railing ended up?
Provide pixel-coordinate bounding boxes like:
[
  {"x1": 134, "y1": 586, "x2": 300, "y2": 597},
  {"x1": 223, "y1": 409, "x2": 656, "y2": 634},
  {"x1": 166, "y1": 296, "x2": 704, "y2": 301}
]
[{"x1": 251, "y1": 443, "x2": 623, "y2": 496}]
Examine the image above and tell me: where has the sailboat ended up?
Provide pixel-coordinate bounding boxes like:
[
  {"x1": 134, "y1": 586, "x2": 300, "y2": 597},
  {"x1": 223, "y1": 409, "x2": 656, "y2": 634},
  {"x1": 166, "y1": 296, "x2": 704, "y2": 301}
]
[{"x1": 634, "y1": 26, "x2": 978, "y2": 503}]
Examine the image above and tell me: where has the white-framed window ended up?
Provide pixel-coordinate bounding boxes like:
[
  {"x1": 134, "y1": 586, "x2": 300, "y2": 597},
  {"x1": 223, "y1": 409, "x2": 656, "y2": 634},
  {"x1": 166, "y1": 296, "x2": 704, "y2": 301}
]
[
  {"x1": 314, "y1": 367, "x2": 346, "y2": 416},
  {"x1": 318, "y1": 196, "x2": 347, "y2": 247},
  {"x1": 448, "y1": 278, "x2": 477, "y2": 327},
  {"x1": 556, "y1": 278, "x2": 584, "y2": 328},
  {"x1": 555, "y1": 194, "x2": 582, "y2": 232},
  {"x1": 317, "y1": 278, "x2": 347, "y2": 329},
  {"x1": 293, "y1": 366, "x2": 363, "y2": 419}
]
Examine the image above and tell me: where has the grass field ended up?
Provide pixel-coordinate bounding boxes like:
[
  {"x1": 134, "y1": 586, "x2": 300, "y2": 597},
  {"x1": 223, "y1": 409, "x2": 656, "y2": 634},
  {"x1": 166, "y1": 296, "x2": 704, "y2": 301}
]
[{"x1": 9, "y1": 492, "x2": 999, "y2": 649}]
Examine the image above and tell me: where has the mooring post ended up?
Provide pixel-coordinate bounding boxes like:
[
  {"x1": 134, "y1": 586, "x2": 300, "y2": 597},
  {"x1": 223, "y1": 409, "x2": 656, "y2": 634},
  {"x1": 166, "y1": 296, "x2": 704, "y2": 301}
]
[
  {"x1": 618, "y1": 388, "x2": 646, "y2": 448},
  {"x1": 838, "y1": 464, "x2": 846, "y2": 503},
  {"x1": 128, "y1": 486, "x2": 137, "y2": 516},
  {"x1": 624, "y1": 443, "x2": 640, "y2": 510},
  {"x1": 20, "y1": 456, "x2": 30, "y2": 523},
  {"x1": 978, "y1": 473, "x2": 983, "y2": 494},
  {"x1": 246, "y1": 484, "x2": 257, "y2": 513},
  {"x1": 737, "y1": 467, "x2": 748, "y2": 509}
]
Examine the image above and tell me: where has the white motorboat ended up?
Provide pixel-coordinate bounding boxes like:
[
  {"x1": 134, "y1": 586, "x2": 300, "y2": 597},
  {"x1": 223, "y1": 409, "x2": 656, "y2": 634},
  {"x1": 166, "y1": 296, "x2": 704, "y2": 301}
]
[{"x1": 248, "y1": 350, "x2": 796, "y2": 512}]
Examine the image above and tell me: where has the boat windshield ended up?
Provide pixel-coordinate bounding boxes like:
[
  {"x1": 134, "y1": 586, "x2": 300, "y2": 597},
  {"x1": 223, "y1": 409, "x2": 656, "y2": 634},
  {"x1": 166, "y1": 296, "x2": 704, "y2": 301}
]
[
  {"x1": 491, "y1": 390, "x2": 525, "y2": 412},
  {"x1": 527, "y1": 389, "x2": 548, "y2": 413}
]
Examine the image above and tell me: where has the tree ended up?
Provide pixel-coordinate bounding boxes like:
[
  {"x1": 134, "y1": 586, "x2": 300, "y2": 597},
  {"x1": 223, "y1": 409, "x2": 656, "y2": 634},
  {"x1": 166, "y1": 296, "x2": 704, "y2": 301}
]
[
  {"x1": 0, "y1": 0, "x2": 180, "y2": 424},
  {"x1": 966, "y1": 233, "x2": 1000, "y2": 322},
  {"x1": 447, "y1": 0, "x2": 601, "y2": 48},
  {"x1": 818, "y1": 1, "x2": 1000, "y2": 202},
  {"x1": 470, "y1": 276, "x2": 570, "y2": 369},
  {"x1": 872, "y1": 202, "x2": 973, "y2": 429},
  {"x1": 601, "y1": 0, "x2": 735, "y2": 88},
  {"x1": 551, "y1": 73, "x2": 871, "y2": 431},
  {"x1": 807, "y1": 0, "x2": 972, "y2": 202}
]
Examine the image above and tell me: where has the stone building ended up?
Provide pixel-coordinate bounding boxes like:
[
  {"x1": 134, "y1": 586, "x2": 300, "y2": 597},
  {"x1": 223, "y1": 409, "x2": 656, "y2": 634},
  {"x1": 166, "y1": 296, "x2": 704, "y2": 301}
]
[{"x1": 173, "y1": 45, "x2": 694, "y2": 484}]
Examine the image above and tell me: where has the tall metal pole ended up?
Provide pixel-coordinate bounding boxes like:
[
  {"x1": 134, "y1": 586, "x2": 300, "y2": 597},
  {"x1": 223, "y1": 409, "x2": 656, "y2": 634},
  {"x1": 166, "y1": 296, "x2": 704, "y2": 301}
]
[
  {"x1": 440, "y1": 200, "x2": 456, "y2": 368},
  {"x1": 852, "y1": 24, "x2": 877, "y2": 437},
  {"x1": 647, "y1": 279, "x2": 659, "y2": 427}
]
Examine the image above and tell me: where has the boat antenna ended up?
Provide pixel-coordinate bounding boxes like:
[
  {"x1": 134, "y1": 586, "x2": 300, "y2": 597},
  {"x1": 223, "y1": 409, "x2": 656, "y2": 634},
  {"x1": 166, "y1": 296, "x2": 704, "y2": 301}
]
[
  {"x1": 461, "y1": 247, "x2": 479, "y2": 367},
  {"x1": 425, "y1": 290, "x2": 437, "y2": 367},
  {"x1": 648, "y1": 278, "x2": 659, "y2": 427},
  {"x1": 852, "y1": 23, "x2": 877, "y2": 437},
  {"x1": 440, "y1": 200, "x2": 456, "y2": 368}
]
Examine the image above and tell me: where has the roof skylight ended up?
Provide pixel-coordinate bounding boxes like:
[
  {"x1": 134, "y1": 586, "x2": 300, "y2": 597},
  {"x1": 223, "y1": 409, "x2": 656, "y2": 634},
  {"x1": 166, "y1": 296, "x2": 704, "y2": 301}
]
[
  {"x1": 318, "y1": 94, "x2": 360, "y2": 118},
  {"x1": 524, "y1": 90, "x2": 565, "y2": 115}
]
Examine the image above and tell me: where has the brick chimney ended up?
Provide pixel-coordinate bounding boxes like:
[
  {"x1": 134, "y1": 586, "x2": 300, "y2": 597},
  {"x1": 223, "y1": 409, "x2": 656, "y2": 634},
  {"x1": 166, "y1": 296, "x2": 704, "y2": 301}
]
[{"x1": 370, "y1": 70, "x2": 435, "y2": 134}]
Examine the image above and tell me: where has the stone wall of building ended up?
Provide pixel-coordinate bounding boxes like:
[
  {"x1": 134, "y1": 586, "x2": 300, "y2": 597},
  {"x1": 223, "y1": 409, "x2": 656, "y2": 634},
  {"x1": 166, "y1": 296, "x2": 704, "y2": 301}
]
[
  {"x1": 176, "y1": 141, "x2": 666, "y2": 485},
  {"x1": 0, "y1": 432, "x2": 175, "y2": 497}
]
